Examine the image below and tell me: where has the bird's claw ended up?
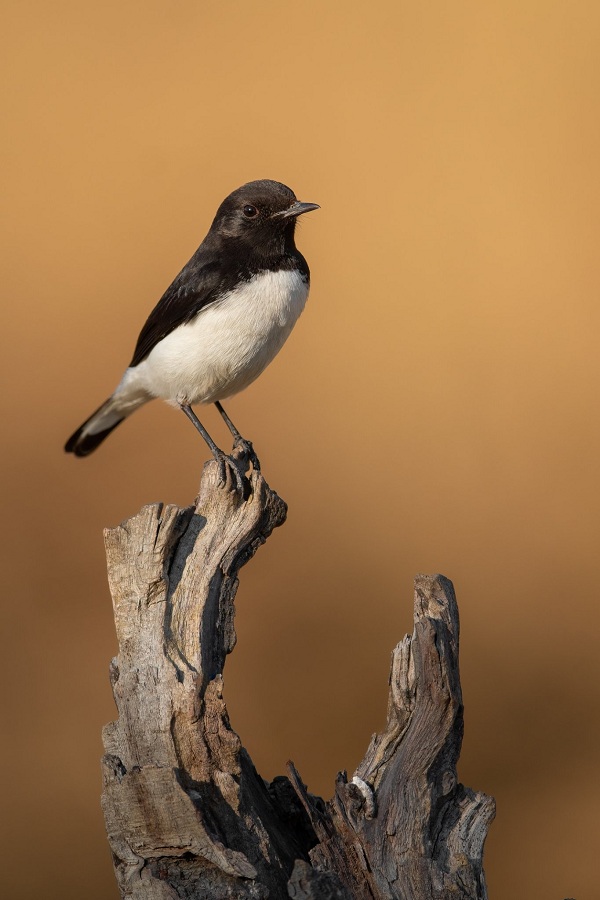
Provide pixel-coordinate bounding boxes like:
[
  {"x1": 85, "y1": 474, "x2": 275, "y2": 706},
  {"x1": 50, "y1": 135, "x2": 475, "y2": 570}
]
[
  {"x1": 232, "y1": 436, "x2": 261, "y2": 472},
  {"x1": 214, "y1": 450, "x2": 246, "y2": 495}
]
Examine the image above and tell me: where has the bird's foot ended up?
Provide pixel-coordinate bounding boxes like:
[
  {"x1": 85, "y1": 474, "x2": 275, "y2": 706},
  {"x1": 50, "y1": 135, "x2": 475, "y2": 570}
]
[
  {"x1": 232, "y1": 436, "x2": 261, "y2": 472},
  {"x1": 214, "y1": 449, "x2": 247, "y2": 495}
]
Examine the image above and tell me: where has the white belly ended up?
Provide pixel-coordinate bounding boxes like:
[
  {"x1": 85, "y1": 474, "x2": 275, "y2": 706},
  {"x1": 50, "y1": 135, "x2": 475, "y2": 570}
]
[{"x1": 121, "y1": 268, "x2": 309, "y2": 406}]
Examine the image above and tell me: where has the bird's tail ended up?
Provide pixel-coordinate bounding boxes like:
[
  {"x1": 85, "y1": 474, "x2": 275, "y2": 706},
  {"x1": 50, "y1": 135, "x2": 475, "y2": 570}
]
[{"x1": 65, "y1": 388, "x2": 150, "y2": 457}]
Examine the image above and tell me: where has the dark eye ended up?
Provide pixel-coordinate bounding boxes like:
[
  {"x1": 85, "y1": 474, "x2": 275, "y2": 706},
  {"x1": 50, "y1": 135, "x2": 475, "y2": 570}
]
[{"x1": 243, "y1": 204, "x2": 258, "y2": 218}]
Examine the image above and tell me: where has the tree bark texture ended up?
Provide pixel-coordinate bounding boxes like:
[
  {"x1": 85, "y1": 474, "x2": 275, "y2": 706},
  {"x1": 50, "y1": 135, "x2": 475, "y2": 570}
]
[{"x1": 101, "y1": 457, "x2": 495, "y2": 899}]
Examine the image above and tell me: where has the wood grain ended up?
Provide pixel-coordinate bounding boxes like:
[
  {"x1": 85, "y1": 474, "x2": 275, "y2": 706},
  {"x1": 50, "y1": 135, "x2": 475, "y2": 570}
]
[{"x1": 101, "y1": 458, "x2": 494, "y2": 898}]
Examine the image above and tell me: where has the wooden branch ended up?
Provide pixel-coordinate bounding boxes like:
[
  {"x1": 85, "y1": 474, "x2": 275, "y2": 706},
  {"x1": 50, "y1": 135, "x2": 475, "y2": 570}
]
[{"x1": 101, "y1": 457, "x2": 495, "y2": 899}]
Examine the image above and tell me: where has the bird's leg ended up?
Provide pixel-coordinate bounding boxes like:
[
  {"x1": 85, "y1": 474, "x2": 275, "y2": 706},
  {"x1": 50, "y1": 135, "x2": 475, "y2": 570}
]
[
  {"x1": 214, "y1": 401, "x2": 261, "y2": 471},
  {"x1": 179, "y1": 404, "x2": 245, "y2": 493}
]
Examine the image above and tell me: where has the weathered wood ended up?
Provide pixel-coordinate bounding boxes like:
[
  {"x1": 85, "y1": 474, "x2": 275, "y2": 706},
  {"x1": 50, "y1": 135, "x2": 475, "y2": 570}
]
[
  {"x1": 101, "y1": 456, "x2": 495, "y2": 899},
  {"x1": 286, "y1": 575, "x2": 495, "y2": 900}
]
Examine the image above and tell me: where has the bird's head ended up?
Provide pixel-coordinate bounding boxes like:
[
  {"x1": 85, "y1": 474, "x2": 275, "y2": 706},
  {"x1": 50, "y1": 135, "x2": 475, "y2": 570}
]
[{"x1": 210, "y1": 180, "x2": 319, "y2": 252}]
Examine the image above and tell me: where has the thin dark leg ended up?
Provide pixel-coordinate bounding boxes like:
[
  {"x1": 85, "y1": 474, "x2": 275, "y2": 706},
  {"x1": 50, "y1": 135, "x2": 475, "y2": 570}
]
[
  {"x1": 214, "y1": 401, "x2": 261, "y2": 471},
  {"x1": 179, "y1": 404, "x2": 244, "y2": 492},
  {"x1": 214, "y1": 401, "x2": 242, "y2": 441},
  {"x1": 180, "y1": 404, "x2": 222, "y2": 456}
]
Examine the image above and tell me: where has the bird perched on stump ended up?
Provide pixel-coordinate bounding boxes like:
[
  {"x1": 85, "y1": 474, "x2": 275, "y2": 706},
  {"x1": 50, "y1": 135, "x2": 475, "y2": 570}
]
[{"x1": 65, "y1": 179, "x2": 319, "y2": 489}]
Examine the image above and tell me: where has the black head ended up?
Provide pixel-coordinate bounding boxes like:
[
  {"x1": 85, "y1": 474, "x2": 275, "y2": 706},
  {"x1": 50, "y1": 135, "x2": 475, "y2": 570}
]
[{"x1": 209, "y1": 180, "x2": 319, "y2": 252}]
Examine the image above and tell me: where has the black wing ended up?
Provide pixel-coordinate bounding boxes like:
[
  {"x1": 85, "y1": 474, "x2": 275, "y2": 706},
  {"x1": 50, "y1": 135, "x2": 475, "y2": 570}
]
[{"x1": 130, "y1": 253, "x2": 227, "y2": 367}]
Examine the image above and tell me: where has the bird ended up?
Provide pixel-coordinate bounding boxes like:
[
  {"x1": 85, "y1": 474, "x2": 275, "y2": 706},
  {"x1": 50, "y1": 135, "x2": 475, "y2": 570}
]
[{"x1": 65, "y1": 179, "x2": 319, "y2": 489}]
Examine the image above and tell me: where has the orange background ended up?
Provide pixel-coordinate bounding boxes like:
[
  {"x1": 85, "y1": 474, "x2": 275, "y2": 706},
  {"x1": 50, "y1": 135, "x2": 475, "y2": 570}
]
[{"x1": 2, "y1": 2, "x2": 599, "y2": 897}]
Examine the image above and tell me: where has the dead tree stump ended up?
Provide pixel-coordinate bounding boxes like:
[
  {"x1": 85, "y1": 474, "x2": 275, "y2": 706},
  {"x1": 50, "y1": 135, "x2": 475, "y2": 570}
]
[{"x1": 101, "y1": 458, "x2": 495, "y2": 899}]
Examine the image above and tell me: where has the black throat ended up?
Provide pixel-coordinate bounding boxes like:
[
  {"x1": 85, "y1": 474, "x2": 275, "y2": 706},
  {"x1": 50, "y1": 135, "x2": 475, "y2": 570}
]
[{"x1": 208, "y1": 219, "x2": 308, "y2": 280}]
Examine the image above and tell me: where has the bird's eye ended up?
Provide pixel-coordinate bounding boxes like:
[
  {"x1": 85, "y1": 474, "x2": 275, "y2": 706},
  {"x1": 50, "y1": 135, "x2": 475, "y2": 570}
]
[{"x1": 243, "y1": 204, "x2": 259, "y2": 218}]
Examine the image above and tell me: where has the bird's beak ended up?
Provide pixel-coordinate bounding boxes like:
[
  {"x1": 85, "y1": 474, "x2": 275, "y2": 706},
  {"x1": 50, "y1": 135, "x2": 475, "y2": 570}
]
[{"x1": 272, "y1": 201, "x2": 320, "y2": 220}]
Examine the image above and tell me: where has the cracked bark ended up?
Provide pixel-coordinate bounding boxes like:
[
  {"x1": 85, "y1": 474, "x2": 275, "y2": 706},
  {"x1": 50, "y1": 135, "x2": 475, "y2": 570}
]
[{"x1": 101, "y1": 456, "x2": 495, "y2": 899}]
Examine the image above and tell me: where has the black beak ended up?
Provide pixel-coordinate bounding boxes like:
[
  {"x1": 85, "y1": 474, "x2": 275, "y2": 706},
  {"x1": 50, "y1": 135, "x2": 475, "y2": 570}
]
[{"x1": 272, "y1": 200, "x2": 320, "y2": 220}]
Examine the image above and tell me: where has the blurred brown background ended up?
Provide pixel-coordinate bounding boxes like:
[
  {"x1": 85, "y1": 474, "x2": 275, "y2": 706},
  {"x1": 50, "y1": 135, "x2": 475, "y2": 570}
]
[{"x1": 2, "y1": 1, "x2": 599, "y2": 897}]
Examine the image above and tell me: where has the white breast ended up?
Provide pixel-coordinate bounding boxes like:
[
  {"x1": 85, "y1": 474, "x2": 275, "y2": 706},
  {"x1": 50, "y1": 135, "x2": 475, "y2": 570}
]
[{"x1": 122, "y1": 268, "x2": 309, "y2": 406}]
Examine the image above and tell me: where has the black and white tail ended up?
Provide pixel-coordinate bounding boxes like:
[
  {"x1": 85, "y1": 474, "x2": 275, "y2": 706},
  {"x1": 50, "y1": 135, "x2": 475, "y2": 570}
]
[{"x1": 65, "y1": 397, "x2": 133, "y2": 457}]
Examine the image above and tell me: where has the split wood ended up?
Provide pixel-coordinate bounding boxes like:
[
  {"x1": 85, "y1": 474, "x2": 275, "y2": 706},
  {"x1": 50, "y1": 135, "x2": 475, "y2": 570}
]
[{"x1": 101, "y1": 458, "x2": 495, "y2": 899}]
